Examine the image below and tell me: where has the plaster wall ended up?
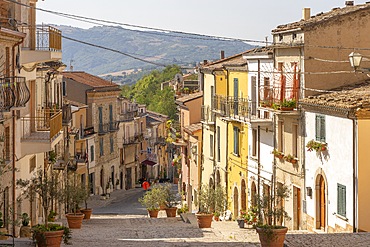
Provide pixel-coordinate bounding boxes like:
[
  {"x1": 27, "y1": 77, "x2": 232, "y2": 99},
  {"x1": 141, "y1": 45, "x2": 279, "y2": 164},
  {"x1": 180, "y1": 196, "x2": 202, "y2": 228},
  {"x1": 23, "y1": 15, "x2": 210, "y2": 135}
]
[{"x1": 304, "y1": 111, "x2": 353, "y2": 232}]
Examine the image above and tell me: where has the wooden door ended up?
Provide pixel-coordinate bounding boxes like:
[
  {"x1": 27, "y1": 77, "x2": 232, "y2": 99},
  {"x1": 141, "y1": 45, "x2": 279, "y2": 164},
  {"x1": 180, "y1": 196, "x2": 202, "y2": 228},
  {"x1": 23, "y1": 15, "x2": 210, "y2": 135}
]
[
  {"x1": 233, "y1": 187, "x2": 239, "y2": 220},
  {"x1": 319, "y1": 176, "x2": 326, "y2": 229}
]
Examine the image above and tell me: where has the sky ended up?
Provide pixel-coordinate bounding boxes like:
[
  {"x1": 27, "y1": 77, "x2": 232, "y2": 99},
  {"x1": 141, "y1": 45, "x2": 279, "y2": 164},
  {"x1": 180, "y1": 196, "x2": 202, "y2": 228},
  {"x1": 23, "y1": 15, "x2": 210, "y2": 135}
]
[{"x1": 36, "y1": 0, "x2": 368, "y2": 43}]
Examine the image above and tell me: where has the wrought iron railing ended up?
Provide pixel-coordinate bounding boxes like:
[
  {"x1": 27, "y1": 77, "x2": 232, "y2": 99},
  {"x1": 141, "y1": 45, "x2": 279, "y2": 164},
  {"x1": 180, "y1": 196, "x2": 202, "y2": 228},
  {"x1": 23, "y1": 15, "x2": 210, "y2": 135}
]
[
  {"x1": 20, "y1": 24, "x2": 62, "y2": 52},
  {"x1": 259, "y1": 86, "x2": 298, "y2": 107},
  {"x1": 75, "y1": 126, "x2": 95, "y2": 140},
  {"x1": 98, "y1": 123, "x2": 109, "y2": 134},
  {"x1": 118, "y1": 111, "x2": 136, "y2": 122},
  {"x1": 109, "y1": 121, "x2": 119, "y2": 132},
  {"x1": 0, "y1": 77, "x2": 30, "y2": 111},
  {"x1": 201, "y1": 105, "x2": 215, "y2": 123}
]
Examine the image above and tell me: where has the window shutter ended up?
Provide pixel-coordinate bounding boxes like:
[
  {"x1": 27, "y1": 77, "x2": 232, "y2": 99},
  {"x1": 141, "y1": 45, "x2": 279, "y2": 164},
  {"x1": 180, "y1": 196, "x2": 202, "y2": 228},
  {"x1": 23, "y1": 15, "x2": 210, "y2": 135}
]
[
  {"x1": 320, "y1": 116, "x2": 326, "y2": 142},
  {"x1": 337, "y1": 184, "x2": 346, "y2": 217},
  {"x1": 315, "y1": 115, "x2": 320, "y2": 141}
]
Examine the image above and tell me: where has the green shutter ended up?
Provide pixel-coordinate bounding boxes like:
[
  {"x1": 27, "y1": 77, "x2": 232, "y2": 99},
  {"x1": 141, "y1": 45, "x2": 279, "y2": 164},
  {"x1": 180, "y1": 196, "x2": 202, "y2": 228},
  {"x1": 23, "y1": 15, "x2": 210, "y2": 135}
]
[
  {"x1": 315, "y1": 115, "x2": 326, "y2": 142},
  {"x1": 320, "y1": 116, "x2": 326, "y2": 142},
  {"x1": 337, "y1": 184, "x2": 346, "y2": 217},
  {"x1": 315, "y1": 115, "x2": 320, "y2": 141}
]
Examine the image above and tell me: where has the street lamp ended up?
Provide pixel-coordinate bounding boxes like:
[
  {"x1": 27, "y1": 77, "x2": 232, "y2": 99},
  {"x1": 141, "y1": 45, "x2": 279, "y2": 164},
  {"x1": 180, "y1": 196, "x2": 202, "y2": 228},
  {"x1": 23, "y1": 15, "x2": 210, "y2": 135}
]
[{"x1": 349, "y1": 52, "x2": 370, "y2": 72}]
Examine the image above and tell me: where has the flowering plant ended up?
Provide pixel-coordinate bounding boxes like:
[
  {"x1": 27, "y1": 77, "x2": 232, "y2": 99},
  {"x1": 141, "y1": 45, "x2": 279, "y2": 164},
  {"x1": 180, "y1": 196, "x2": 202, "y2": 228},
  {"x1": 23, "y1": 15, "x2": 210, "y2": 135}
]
[
  {"x1": 306, "y1": 140, "x2": 327, "y2": 152},
  {"x1": 239, "y1": 207, "x2": 258, "y2": 225}
]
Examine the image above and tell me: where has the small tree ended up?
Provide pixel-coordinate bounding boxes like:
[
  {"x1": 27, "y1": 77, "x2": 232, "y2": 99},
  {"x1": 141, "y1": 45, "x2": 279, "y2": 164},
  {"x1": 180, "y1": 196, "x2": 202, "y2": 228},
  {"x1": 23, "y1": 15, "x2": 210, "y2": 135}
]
[
  {"x1": 214, "y1": 185, "x2": 227, "y2": 217},
  {"x1": 17, "y1": 169, "x2": 63, "y2": 226},
  {"x1": 196, "y1": 184, "x2": 215, "y2": 214}
]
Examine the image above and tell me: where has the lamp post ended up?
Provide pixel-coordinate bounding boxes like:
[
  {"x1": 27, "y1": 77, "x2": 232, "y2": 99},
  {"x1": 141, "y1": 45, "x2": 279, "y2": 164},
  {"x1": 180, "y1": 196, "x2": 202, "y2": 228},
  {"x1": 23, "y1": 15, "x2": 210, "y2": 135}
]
[{"x1": 349, "y1": 52, "x2": 370, "y2": 72}]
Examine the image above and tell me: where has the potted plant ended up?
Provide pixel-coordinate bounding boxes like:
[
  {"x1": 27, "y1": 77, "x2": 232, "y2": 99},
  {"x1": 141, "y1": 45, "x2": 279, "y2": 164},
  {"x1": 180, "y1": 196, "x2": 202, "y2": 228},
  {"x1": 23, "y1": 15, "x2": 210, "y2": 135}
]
[
  {"x1": 138, "y1": 185, "x2": 163, "y2": 218},
  {"x1": 195, "y1": 184, "x2": 226, "y2": 228},
  {"x1": 80, "y1": 184, "x2": 93, "y2": 220},
  {"x1": 64, "y1": 181, "x2": 86, "y2": 229},
  {"x1": 17, "y1": 169, "x2": 70, "y2": 247},
  {"x1": 272, "y1": 149, "x2": 284, "y2": 159},
  {"x1": 283, "y1": 154, "x2": 298, "y2": 164},
  {"x1": 306, "y1": 139, "x2": 328, "y2": 152},
  {"x1": 162, "y1": 183, "x2": 180, "y2": 217},
  {"x1": 213, "y1": 212, "x2": 221, "y2": 221},
  {"x1": 255, "y1": 184, "x2": 291, "y2": 247},
  {"x1": 280, "y1": 99, "x2": 296, "y2": 111},
  {"x1": 20, "y1": 213, "x2": 31, "y2": 238},
  {"x1": 237, "y1": 211, "x2": 246, "y2": 228},
  {"x1": 0, "y1": 212, "x2": 7, "y2": 240},
  {"x1": 47, "y1": 210, "x2": 57, "y2": 222}
]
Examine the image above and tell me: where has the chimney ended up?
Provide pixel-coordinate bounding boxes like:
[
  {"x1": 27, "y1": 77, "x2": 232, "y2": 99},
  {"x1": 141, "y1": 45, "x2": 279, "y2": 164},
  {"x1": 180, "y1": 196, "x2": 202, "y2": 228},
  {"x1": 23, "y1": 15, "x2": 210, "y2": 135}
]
[
  {"x1": 302, "y1": 8, "x2": 311, "y2": 20},
  {"x1": 203, "y1": 60, "x2": 208, "y2": 65},
  {"x1": 220, "y1": 50, "x2": 225, "y2": 59},
  {"x1": 345, "y1": 1, "x2": 354, "y2": 6}
]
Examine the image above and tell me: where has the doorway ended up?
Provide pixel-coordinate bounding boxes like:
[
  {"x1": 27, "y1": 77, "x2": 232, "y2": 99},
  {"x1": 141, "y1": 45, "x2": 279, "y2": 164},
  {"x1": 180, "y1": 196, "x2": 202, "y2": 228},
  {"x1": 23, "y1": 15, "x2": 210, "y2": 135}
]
[
  {"x1": 233, "y1": 187, "x2": 239, "y2": 219},
  {"x1": 241, "y1": 179, "x2": 246, "y2": 211},
  {"x1": 251, "y1": 182, "x2": 257, "y2": 207},
  {"x1": 316, "y1": 174, "x2": 326, "y2": 230},
  {"x1": 293, "y1": 186, "x2": 301, "y2": 230}
]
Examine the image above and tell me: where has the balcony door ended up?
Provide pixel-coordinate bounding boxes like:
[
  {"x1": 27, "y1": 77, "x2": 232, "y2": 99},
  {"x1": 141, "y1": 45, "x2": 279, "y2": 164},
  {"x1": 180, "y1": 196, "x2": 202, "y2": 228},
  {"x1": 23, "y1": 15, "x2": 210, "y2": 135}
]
[{"x1": 234, "y1": 78, "x2": 238, "y2": 115}]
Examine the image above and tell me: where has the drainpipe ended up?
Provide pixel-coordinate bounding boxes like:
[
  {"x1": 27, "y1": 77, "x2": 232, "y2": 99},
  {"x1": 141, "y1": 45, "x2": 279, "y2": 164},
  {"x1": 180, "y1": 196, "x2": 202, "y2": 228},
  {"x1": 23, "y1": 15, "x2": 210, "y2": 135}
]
[
  {"x1": 257, "y1": 125, "x2": 261, "y2": 219},
  {"x1": 352, "y1": 118, "x2": 358, "y2": 232},
  {"x1": 11, "y1": 37, "x2": 24, "y2": 237},
  {"x1": 272, "y1": 112, "x2": 277, "y2": 225}
]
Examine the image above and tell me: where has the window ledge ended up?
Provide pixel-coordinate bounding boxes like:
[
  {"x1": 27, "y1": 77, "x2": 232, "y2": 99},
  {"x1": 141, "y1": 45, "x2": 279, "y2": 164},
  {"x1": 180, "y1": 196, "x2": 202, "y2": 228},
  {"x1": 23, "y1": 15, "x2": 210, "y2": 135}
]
[
  {"x1": 335, "y1": 213, "x2": 348, "y2": 222},
  {"x1": 232, "y1": 153, "x2": 240, "y2": 157}
]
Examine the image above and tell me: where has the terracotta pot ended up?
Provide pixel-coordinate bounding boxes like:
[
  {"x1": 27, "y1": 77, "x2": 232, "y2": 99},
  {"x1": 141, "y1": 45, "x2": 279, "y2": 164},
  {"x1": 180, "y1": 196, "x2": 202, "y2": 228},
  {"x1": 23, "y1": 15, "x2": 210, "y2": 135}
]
[
  {"x1": 165, "y1": 207, "x2": 177, "y2": 217},
  {"x1": 0, "y1": 227, "x2": 8, "y2": 240},
  {"x1": 35, "y1": 230, "x2": 64, "y2": 247},
  {"x1": 280, "y1": 107, "x2": 294, "y2": 111},
  {"x1": 66, "y1": 213, "x2": 85, "y2": 229},
  {"x1": 195, "y1": 214, "x2": 213, "y2": 228},
  {"x1": 256, "y1": 226, "x2": 288, "y2": 247},
  {"x1": 214, "y1": 216, "x2": 220, "y2": 221},
  {"x1": 80, "y1": 208, "x2": 93, "y2": 219},
  {"x1": 20, "y1": 225, "x2": 32, "y2": 238},
  {"x1": 148, "y1": 209, "x2": 159, "y2": 218},
  {"x1": 159, "y1": 204, "x2": 167, "y2": 210}
]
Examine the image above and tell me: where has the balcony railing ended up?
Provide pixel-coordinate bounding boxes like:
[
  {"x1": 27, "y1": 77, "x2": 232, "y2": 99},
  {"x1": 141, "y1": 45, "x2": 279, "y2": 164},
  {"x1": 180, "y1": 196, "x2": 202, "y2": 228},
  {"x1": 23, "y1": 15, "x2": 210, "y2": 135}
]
[
  {"x1": 0, "y1": 77, "x2": 30, "y2": 111},
  {"x1": 259, "y1": 86, "x2": 299, "y2": 107},
  {"x1": 109, "y1": 121, "x2": 119, "y2": 132},
  {"x1": 20, "y1": 24, "x2": 62, "y2": 52},
  {"x1": 75, "y1": 150, "x2": 87, "y2": 163},
  {"x1": 118, "y1": 111, "x2": 136, "y2": 122},
  {"x1": 76, "y1": 126, "x2": 95, "y2": 140},
  {"x1": 21, "y1": 110, "x2": 63, "y2": 140},
  {"x1": 201, "y1": 105, "x2": 215, "y2": 124}
]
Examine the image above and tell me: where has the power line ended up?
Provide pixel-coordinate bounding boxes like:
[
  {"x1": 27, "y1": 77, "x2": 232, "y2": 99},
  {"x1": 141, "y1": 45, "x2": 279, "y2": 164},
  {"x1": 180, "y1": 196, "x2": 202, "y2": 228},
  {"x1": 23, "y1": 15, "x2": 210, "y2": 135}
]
[{"x1": 6, "y1": 0, "x2": 370, "y2": 51}]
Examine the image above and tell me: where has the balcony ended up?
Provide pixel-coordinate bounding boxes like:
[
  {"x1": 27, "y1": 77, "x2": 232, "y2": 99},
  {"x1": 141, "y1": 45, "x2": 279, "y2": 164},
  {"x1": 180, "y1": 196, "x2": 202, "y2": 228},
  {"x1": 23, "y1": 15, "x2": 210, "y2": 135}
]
[
  {"x1": 201, "y1": 105, "x2": 215, "y2": 125},
  {"x1": 21, "y1": 109, "x2": 63, "y2": 156},
  {"x1": 75, "y1": 150, "x2": 87, "y2": 164},
  {"x1": 259, "y1": 86, "x2": 299, "y2": 111},
  {"x1": 20, "y1": 25, "x2": 62, "y2": 64},
  {"x1": 75, "y1": 126, "x2": 95, "y2": 140},
  {"x1": 98, "y1": 121, "x2": 119, "y2": 135},
  {"x1": 118, "y1": 111, "x2": 136, "y2": 122},
  {"x1": 0, "y1": 77, "x2": 30, "y2": 112}
]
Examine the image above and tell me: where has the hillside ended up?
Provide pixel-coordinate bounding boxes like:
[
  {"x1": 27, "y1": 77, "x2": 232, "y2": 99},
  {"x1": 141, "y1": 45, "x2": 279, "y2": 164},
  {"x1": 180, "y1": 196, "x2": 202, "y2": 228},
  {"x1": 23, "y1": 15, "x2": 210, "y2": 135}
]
[{"x1": 59, "y1": 25, "x2": 254, "y2": 76}]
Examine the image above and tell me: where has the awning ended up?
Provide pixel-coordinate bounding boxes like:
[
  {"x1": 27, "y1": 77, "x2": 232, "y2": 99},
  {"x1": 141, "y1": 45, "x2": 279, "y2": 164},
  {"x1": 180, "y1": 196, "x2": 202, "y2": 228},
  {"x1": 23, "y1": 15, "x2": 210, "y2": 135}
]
[{"x1": 141, "y1": 159, "x2": 157, "y2": 166}]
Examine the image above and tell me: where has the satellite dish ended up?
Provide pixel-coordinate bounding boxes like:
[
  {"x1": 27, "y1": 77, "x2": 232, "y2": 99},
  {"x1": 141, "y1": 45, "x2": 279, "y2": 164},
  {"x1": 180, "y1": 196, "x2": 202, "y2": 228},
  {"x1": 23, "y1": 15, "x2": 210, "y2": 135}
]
[{"x1": 174, "y1": 74, "x2": 183, "y2": 85}]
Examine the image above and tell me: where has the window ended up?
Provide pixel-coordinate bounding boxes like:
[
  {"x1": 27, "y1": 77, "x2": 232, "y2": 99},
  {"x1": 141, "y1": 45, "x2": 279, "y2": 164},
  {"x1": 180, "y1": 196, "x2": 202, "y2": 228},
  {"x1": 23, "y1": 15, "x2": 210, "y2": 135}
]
[
  {"x1": 62, "y1": 81, "x2": 66, "y2": 96},
  {"x1": 315, "y1": 114, "x2": 326, "y2": 142},
  {"x1": 217, "y1": 126, "x2": 220, "y2": 162},
  {"x1": 98, "y1": 106, "x2": 103, "y2": 132},
  {"x1": 252, "y1": 129, "x2": 257, "y2": 157},
  {"x1": 337, "y1": 183, "x2": 346, "y2": 217},
  {"x1": 278, "y1": 121, "x2": 284, "y2": 152},
  {"x1": 110, "y1": 136, "x2": 114, "y2": 153},
  {"x1": 210, "y1": 134, "x2": 214, "y2": 158},
  {"x1": 99, "y1": 138, "x2": 104, "y2": 157},
  {"x1": 233, "y1": 126, "x2": 239, "y2": 155},
  {"x1": 90, "y1": 145, "x2": 94, "y2": 162},
  {"x1": 293, "y1": 124, "x2": 298, "y2": 157},
  {"x1": 29, "y1": 156, "x2": 36, "y2": 173}
]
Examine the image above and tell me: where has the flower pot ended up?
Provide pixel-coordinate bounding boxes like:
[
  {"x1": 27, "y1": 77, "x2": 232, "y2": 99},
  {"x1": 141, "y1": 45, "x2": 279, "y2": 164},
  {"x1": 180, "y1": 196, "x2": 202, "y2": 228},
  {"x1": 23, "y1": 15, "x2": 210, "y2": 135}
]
[
  {"x1": 0, "y1": 227, "x2": 8, "y2": 240},
  {"x1": 290, "y1": 159, "x2": 297, "y2": 164},
  {"x1": 20, "y1": 225, "x2": 32, "y2": 238},
  {"x1": 214, "y1": 216, "x2": 220, "y2": 221},
  {"x1": 66, "y1": 213, "x2": 85, "y2": 229},
  {"x1": 165, "y1": 207, "x2": 177, "y2": 217},
  {"x1": 256, "y1": 226, "x2": 288, "y2": 247},
  {"x1": 280, "y1": 107, "x2": 294, "y2": 111},
  {"x1": 237, "y1": 219, "x2": 245, "y2": 228},
  {"x1": 34, "y1": 230, "x2": 64, "y2": 247},
  {"x1": 80, "y1": 208, "x2": 93, "y2": 220},
  {"x1": 195, "y1": 214, "x2": 213, "y2": 228},
  {"x1": 148, "y1": 209, "x2": 159, "y2": 218}
]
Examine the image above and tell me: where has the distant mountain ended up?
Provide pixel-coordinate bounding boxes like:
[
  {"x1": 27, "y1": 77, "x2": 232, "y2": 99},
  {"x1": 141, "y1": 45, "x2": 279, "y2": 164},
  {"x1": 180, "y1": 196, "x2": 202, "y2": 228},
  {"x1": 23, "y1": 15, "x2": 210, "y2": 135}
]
[{"x1": 58, "y1": 25, "x2": 254, "y2": 76}]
